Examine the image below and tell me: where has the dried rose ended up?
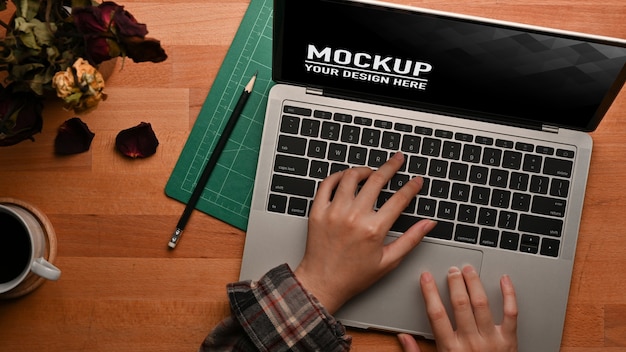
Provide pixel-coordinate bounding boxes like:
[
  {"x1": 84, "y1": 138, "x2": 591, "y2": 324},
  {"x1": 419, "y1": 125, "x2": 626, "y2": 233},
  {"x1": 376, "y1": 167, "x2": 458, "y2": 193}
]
[
  {"x1": 0, "y1": 84, "x2": 44, "y2": 146},
  {"x1": 115, "y1": 122, "x2": 159, "y2": 158},
  {"x1": 72, "y1": 1, "x2": 167, "y2": 65},
  {"x1": 54, "y1": 117, "x2": 95, "y2": 155},
  {"x1": 52, "y1": 58, "x2": 107, "y2": 114}
]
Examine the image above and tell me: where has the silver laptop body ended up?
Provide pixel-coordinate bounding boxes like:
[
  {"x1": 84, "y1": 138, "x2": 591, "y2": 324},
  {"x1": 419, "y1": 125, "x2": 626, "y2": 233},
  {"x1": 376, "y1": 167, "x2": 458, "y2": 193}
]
[{"x1": 240, "y1": 1, "x2": 626, "y2": 351}]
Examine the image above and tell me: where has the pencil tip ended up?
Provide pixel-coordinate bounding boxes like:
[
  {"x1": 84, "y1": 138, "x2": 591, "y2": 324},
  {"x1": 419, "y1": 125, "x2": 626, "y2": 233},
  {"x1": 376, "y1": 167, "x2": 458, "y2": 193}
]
[{"x1": 245, "y1": 73, "x2": 257, "y2": 92}]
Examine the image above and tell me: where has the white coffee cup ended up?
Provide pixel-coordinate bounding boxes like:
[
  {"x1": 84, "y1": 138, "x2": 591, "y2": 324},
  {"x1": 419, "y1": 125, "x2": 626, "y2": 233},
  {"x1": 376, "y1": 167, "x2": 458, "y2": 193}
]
[{"x1": 0, "y1": 203, "x2": 61, "y2": 294}]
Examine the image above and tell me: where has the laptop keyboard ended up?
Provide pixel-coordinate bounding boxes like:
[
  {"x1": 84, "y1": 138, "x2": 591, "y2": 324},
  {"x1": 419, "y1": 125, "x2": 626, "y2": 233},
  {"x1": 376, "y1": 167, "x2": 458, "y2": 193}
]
[{"x1": 266, "y1": 102, "x2": 576, "y2": 258}]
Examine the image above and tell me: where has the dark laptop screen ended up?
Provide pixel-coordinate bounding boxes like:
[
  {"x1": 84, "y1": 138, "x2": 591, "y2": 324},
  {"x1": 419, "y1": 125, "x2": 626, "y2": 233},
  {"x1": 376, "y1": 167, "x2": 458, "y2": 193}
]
[{"x1": 273, "y1": 0, "x2": 626, "y2": 131}]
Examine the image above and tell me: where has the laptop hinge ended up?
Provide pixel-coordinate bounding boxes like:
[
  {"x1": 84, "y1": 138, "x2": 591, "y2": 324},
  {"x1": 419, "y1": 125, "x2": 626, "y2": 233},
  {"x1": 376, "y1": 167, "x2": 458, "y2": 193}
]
[
  {"x1": 541, "y1": 124, "x2": 560, "y2": 133},
  {"x1": 305, "y1": 87, "x2": 324, "y2": 96}
]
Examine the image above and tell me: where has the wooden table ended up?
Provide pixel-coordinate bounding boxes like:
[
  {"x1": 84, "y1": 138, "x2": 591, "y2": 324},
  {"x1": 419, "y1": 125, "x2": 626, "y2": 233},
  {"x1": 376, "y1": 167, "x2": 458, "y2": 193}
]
[{"x1": 0, "y1": 0, "x2": 624, "y2": 351}]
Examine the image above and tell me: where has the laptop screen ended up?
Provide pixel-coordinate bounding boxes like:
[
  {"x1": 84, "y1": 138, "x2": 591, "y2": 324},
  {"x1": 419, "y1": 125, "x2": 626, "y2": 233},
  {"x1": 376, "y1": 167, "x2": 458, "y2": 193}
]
[{"x1": 273, "y1": 0, "x2": 626, "y2": 132}]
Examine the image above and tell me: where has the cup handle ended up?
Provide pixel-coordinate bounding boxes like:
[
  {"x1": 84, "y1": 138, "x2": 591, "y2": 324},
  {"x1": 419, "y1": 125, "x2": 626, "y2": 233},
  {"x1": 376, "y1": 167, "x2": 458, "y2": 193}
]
[{"x1": 31, "y1": 258, "x2": 61, "y2": 281}]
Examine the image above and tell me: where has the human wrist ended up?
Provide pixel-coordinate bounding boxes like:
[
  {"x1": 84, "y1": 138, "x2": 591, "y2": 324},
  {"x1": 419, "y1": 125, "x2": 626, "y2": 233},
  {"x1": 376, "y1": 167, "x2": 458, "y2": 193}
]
[{"x1": 294, "y1": 263, "x2": 345, "y2": 314}]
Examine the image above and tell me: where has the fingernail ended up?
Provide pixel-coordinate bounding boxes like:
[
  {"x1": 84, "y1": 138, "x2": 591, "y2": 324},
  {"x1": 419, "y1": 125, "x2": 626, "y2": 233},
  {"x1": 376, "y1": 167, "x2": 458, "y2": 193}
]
[
  {"x1": 448, "y1": 266, "x2": 461, "y2": 275},
  {"x1": 462, "y1": 265, "x2": 476, "y2": 275},
  {"x1": 421, "y1": 271, "x2": 433, "y2": 283},
  {"x1": 393, "y1": 151, "x2": 404, "y2": 160}
]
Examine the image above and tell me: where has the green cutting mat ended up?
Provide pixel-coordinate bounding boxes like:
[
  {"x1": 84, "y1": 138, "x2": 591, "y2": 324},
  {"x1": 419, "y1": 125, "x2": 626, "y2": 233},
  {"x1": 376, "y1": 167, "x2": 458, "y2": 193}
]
[{"x1": 165, "y1": 0, "x2": 274, "y2": 231}]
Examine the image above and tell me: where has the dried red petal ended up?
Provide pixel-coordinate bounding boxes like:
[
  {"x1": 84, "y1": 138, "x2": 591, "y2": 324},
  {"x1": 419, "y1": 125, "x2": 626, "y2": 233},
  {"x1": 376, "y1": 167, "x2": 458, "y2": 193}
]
[
  {"x1": 115, "y1": 122, "x2": 159, "y2": 158},
  {"x1": 54, "y1": 117, "x2": 95, "y2": 155}
]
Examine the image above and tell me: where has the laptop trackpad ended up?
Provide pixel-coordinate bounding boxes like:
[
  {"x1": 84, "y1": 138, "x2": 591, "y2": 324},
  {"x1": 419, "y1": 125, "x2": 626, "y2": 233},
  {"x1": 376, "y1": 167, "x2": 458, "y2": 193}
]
[{"x1": 335, "y1": 241, "x2": 483, "y2": 338}]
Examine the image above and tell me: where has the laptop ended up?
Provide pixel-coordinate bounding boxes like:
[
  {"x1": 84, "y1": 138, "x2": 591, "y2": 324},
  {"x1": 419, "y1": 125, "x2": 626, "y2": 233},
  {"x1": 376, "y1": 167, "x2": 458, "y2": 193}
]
[{"x1": 240, "y1": 0, "x2": 626, "y2": 350}]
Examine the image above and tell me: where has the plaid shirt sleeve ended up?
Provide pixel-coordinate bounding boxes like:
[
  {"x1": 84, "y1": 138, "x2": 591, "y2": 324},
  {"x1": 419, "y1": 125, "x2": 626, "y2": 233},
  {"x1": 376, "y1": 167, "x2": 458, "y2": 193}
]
[{"x1": 200, "y1": 264, "x2": 352, "y2": 352}]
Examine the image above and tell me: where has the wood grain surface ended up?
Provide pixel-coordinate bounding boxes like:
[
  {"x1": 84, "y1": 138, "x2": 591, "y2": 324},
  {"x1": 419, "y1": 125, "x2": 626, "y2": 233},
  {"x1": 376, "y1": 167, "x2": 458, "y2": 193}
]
[{"x1": 0, "y1": 0, "x2": 624, "y2": 351}]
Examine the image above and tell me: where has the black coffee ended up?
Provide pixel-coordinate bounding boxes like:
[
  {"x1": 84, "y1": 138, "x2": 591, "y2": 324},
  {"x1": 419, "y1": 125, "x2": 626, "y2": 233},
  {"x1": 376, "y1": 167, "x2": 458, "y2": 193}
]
[{"x1": 0, "y1": 212, "x2": 32, "y2": 284}]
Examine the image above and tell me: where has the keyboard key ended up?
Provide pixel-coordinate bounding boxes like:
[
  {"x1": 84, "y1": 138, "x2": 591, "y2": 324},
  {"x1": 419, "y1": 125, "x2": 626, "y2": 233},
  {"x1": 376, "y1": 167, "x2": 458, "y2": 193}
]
[
  {"x1": 496, "y1": 139, "x2": 514, "y2": 149},
  {"x1": 502, "y1": 151, "x2": 522, "y2": 170},
  {"x1": 430, "y1": 180, "x2": 450, "y2": 199},
  {"x1": 314, "y1": 110, "x2": 332, "y2": 119},
  {"x1": 417, "y1": 198, "x2": 437, "y2": 217},
  {"x1": 442, "y1": 141, "x2": 462, "y2": 160},
  {"x1": 511, "y1": 193, "x2": 531, "y2": 212},
  {"x1": 281, "y1": 115, "x2": 300, "y2": 134},
  {"x1": 550, "y1": 179, "x2": 570, "y2": 198},
  {"x1": 478, "y1": 207, "x2": 497, "y2": 226},
  {"x1": 438, "y1": 201, "x2": 457, "y2": 220},
  {"x1": 543, "y1": 157, "x2": 573, "y2": 178},
  {"x1": 341, "y1": 125, "x2": 361, "y2": 144},
  {"x1": 375, "y1": 120, "x2": 393, "y2": 129},
  {"x1": 330, "y1": 163, "x2": 349, "y2": 174},
  {"x1": 536, "y1": 146, "x2": 555, "y2": 155},
  {"x1": 491, "y1": 189, "x2": 511, "y2": 208},
  {"x1": 489, "y1": 169, "x2": 509, "y2": 188},
  {"x1": 401, "y1": 135, "x2": 421, "y2": 154},
  {"x1": 482, "y1": 148, "x2": 502, "y2": 166},
  {"x1": 556, "y1": 149, "x2": 575, "y2": 158},
  {"x1": 458, "y1": 204, "x2": 477, "y2": 223},
  {"x1": 361, "y1": 128, "x2": 381, "y2": 147},
  {"x1": 274, "y1": 154, "x2": 309, "y2": 176},
  {"x1": 415, "y1": 126, "x2": 433, "y2": 136},
  {"x1": 469, "y1": 165, "x2": 489, "y2": 185},
  {"x1": 421, "y1": 138, "x2": 441, "y2": 156},
  {"x1": 475, "y1": 136, "x2": 494, "y2": 145},
  {"x1": 278, "y1": 135, "x2": 306, "y2": 155},
  {"x1": 532, "y1": 196, "x2": 566, "y2": 218},
  {"x1": 510, "y1": 172, "x2": 529, "y2": 191},
  {"x1": 455, "y1": 225, "x2": 479, "y2": 244},
  {"x1": 500, "y1": 232, "x2": 519, "y2": 251},
  {"x1": 309, "y1": 160, "x2": 329, "y2": 179},
  {"x1": 394, "y1": 123, "x2": 413, "y2": 132},
  {"x1": 429, "y1": 159, "x2": 448, "y2": 178},
  {"x1": 368, "y1": 150, "x2": 388, "y2": 168},
  {"x1": 451, "y1": 183, "x2": 470, "y2": 202},
  {"x1": 521, "y1": 234, "x2": 540, "y2": 254},
  {"x1": 435, "y1": 129, "x2": 453, "y2": 139},
  {"x1": 515, "y1": 142, "x2": 534, "y2": 152},
  {"x1": 382, "y1": 131, "x2": 401, "y2": 150},
  {"x1": 284, "y1": 106, "x2": 312, "y2": 116},
  {"x1": 328, "y1": 143, "x2": 347, "y2": 162},
  {"x1": 471, "y1": 186, "x2": 491, "y2": 205},
  {"x1": 321, "y1": 121, "x2": 341, "y2": 140},
  {"x1": 271, "y1": 174, "x2": 316, "y2": 197},
  {"x1": 348, "y1": 146, "x2": 368, "y2": 165},
  {"x1": 408, "y1": 156, "x2": 428, "y2": 175},
  {"x1": 449, "y1": 163, "x2": 468, "y2": 181},
  {"x1": 540, "y1": 238, "x2": 560, "y2": 257},
  {"x1": 267, "y1": 194, "x2": 287, "y2": 213},
  {"x1": 498, "y1": 211, "x2": 517, "y2": 230},
  {"x1": 462, "y1": 144, "x2": 482, "y2": 163},
  {"x1": 519, "y1": 214, "x2": 563, "y2": 237},
  {"x1": 530, "y1": 175, "x2": 549, "y2": 194},
  {"x1": 354, "y1": 116, "x2": 372, "y2": 125},
  {"x1": 455, "y1": 133, "x2": 474, "y2": 142},
  {"x1": 307, "y1": 140, "x2": 327, "y2": 158},
  {"x1": 300, "y1": 119, "x2": 320, "y2": 137},
  {"x1": 522, "y1": 154, "x2": 542, "y2": 173},
  {"x1": 288, "y1": 197, "x2": 308, "y2": 216},
  {"x1": 390, "y1": 174, "x2": 410, "y2": 191},
  {"x1": 427, "y1": 221, "x2": 454, "y2": 240},
  {"x1": 480, "y1": 229, "x2": 499, "y2": 247},
  {"x1": 333, "y1": 113, "x2": 352, "y2": 123}
]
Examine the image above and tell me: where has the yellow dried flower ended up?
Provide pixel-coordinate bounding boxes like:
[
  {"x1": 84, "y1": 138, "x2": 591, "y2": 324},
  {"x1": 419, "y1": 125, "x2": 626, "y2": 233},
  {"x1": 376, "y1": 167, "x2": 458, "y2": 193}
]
[{"x1": 51, "y1": 58, "x2": 107, "y2": 114}]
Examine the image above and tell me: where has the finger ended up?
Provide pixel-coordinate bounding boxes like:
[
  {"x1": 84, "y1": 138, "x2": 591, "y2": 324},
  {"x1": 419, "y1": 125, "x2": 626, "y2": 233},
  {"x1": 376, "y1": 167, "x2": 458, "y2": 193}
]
[
  {"x1": 461, "y1": 265, "x2": 495, "y2": 334},
  {"x1": 332, "y1": 167, "x2": 373, "y2": 202},
  {"x1": 357, "y1": 152, "x2": 405, "y2": 204},
  {"x1": 447, "y1": 266, "x2": 479, "y2": 335},
  {"x1": 420, "y1": 271, "x2": 455, "y2": 343},
  {"x1": 500, "y1": 274, "x2": 518, "y2": 336},
  {"x1": 377, "y1": 176, "x2": 423, "y2": 225},
  {"x1": 310, "y1": 170, "x2": 347, "y2": 215},
  {"x1": 382, "y1": 219, "x2": 436, "y2": 269},
  {"x1": 397, "y1": 333, "x2": 421, "y2": 352}
]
